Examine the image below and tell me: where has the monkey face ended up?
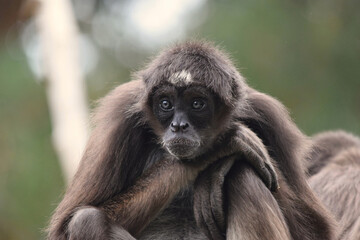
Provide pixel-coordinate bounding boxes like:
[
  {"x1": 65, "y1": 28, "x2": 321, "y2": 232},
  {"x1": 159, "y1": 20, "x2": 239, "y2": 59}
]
[{"x1": 150, "y1": 84, "x2": 219, "y2": 160}]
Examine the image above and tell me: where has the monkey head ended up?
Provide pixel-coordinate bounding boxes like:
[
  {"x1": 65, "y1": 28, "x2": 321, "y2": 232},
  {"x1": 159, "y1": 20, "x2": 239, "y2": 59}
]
[{"x1": 141, "y1": 41, "x2": 246, "y2": 160}]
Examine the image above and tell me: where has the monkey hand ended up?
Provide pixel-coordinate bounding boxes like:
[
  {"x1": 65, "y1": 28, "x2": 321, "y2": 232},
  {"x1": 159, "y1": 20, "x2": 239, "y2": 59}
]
[
  {"x1": 233, "y1": 124, "x2": 279, "y2": 192},
  {"x1": 202, "y1": 124, "x2": 279, "y2": 192}
]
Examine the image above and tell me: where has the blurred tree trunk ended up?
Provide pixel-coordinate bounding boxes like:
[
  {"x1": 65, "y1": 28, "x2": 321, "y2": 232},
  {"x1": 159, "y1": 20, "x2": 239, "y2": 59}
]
[{"x1": 35, "y1": 0, "x2": 89, "y2": 183}]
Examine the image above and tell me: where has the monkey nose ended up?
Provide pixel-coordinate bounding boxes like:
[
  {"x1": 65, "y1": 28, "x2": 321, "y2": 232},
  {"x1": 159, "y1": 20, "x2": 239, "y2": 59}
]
[{"x1": 171, "y1": 122, "x2": 189, "y2": 132}]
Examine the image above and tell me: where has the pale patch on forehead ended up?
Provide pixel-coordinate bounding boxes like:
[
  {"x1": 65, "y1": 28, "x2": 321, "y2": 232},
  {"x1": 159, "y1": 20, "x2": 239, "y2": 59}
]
[{"x1": 168, "y1": 70, "x2": 193, "y2": 86}]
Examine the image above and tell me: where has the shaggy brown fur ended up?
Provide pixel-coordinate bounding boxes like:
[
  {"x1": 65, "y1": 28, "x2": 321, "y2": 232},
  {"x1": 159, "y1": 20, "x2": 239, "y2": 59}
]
[
  {"x1": 47, "y1": 41, "x2": 340, "y2": 240},
  {"x1": 307, "y1": 131, "x2": 360, "y2": 240}
]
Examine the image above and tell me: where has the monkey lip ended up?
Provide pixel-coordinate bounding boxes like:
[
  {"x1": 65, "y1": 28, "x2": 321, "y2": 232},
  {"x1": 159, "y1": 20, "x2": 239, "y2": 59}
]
[{"x1": 165, "y1": 137, "x2": 200, "y2": 159}]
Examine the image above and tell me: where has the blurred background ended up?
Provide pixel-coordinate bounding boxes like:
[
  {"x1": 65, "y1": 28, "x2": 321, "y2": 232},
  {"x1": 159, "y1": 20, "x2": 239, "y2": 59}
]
[{"x1": 0, "y1": 0, "x2": 359, "y2": 239}]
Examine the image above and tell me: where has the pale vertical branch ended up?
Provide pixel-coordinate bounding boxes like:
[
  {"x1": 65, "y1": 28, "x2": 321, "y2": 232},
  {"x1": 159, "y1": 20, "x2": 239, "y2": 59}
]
[{"x1": 35, "y1": 0, "x2": 89, "y2": 182}]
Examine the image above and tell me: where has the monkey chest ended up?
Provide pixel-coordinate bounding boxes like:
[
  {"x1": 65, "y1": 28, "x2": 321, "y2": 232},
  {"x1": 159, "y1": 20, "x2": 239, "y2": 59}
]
[{"x1": 139, "y1": 189, "x2": 207, "y2": 240}]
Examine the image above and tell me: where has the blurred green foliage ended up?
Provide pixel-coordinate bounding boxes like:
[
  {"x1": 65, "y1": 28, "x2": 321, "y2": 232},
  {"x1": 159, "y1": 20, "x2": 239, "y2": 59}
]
[
  {"x1": 0, "y1": 0, "x2": 359, "y2": 239},
  {"x1": 196, "y1": 0, "x2": 360, "y2": 134}
]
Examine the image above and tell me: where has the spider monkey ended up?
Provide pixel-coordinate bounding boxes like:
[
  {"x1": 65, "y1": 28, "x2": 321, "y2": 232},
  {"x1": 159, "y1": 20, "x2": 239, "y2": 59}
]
[{"x1": 48, "y1": 41, "x2": 339, "y2": 240}]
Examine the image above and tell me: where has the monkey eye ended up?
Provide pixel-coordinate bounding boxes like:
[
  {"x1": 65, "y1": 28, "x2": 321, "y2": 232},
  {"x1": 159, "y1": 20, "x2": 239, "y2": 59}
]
[
  {"x1": 159, "y1": 99, "x2": 173, "y2": 111},
  {"x1": 192, "y1": 99, "x2": 205, "y2": 110}
]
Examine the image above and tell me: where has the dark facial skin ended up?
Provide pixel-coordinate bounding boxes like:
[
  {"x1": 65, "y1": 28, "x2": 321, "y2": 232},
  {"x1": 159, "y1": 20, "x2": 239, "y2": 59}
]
[{"x1": 151, "y1": 85, "x2": 217, "y2": 160}]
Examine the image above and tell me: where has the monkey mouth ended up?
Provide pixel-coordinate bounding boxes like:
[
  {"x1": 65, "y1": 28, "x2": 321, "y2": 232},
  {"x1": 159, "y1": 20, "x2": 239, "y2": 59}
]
[{"x1": 165, "y1": 138, "x2": 200, "y2": 159}]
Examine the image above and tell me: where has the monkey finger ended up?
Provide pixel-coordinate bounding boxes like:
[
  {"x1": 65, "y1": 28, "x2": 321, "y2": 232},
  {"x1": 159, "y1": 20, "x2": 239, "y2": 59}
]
[{"x1": 265, "y1": 162, "x2": 279, "y2": 192}]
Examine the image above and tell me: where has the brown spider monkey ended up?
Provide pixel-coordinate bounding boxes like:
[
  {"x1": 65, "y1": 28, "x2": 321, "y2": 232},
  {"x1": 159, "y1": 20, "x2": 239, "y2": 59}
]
[
  {"x1": 306, "y1": 131, "x2": 360, "y2": 240},
  {"x1": 47, "y1": 41, "x2": 343, "y2": 240}
]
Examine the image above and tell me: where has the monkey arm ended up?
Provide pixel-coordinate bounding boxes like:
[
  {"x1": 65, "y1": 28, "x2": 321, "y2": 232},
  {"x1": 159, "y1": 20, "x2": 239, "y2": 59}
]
[
  {"x1": 225, "y1": 161, "x2": 291, "y2": 240},
  {"x1": 99, "y1": 157, "x2": 203, "y2": 237},
  {"x1": 194, "y1": 159, "x2": 290, "y2": 240},
  {"x1": 193, "y1": 125, "x2": 280, "y2": 240}
]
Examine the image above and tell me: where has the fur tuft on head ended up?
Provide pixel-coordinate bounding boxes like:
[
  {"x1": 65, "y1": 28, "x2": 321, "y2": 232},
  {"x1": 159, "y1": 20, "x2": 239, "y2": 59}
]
[{"x1": 140, "y1": 40, "x2": 245, "y2": 108}]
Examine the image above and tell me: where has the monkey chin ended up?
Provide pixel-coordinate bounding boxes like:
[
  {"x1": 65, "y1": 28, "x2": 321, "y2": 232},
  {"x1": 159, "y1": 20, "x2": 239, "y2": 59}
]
[{"x1": 165, "y1": 138, "x2": 201, "y2": 160}]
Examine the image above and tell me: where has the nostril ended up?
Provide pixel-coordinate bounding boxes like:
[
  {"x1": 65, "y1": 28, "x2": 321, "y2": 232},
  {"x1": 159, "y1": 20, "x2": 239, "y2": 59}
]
[
  {"x1": 180, "y1": 122, "x2": 189, "y2": 130},
  {"x1": 171, "y1": 122, "x2": 180, "y2": 132}
]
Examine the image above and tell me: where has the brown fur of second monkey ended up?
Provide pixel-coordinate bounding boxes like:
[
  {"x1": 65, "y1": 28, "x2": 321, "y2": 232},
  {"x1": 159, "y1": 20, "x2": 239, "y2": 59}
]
[{"x1": 307, "y1": 131, "x2": 360, "y2": 240}]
